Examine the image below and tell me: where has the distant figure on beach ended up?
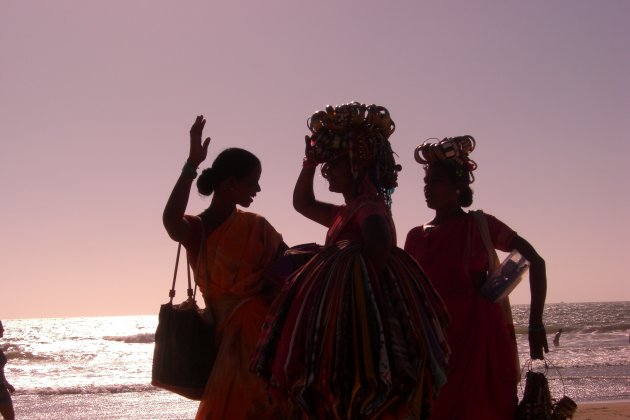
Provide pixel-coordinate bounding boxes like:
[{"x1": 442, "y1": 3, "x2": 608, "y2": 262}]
[
  {"x1": 404, "y1": 136, "x2": 549, "y2": 419},
  {"x1": 252, "y1": 102, "x2": 450, "y2": 419},
  {"x1": 163, "y1": 116, "x2": 286, "y2": 420},
  {"x1": 0, "y1": 321, "x2": 15, "y2": 420},
  {"x1": 553, "y1": 328, "x2": 563, "y2": 346}
]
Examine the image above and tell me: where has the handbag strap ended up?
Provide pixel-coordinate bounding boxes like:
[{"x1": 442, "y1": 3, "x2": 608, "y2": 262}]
[
  {"x1": 471, "y1": 210, "x2": 500, "y2": 272},
  {"x1": 168, "y1": 243, "x2": 194, "y2": 304},
  {"x1": 194, "y1": 217, "x2": 210, "y2": 296}
]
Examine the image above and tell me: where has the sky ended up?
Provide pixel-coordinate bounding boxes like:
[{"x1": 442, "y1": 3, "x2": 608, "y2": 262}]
[{"x1": 1, "y1": 1, "x2": 628, "y2": 319}]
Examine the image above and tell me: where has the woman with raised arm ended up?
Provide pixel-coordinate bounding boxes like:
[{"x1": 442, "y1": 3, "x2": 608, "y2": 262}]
[
  {"x1": 404, "y1": 136, "x2": 549, "y2": 420},
  {"x1": 163, "y1": 116, "x2": 286, "y2": 420},
  {"x1": 252, "y1": 102, "x2": 450, "y2": 419}
]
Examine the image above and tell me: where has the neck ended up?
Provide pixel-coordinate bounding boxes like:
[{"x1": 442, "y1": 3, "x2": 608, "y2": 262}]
[
  {"x1": 432, "y1": 206, "x2": 465, "y2": 225},
  {"x1": 204, "y1": 196, "x2": 236, "y2": 226},
  {"x1": 342, "y1": 190, "x2": 360, "y2": 204}
]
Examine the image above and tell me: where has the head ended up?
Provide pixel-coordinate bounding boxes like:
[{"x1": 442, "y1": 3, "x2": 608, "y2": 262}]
[
  {"x1": 424, "y1": 161, "x2": 473, "y2": 210},
  {"x1": 321, "y1": 153, "x2": 354, "y2": 194},
  {"x1": 197, "y1": 148, "x2": 262, "y2": 207},
  {"x1": 415, "y1": 136, "x2": 477, "y2": 210},
  {"x1": 306, "y1": 102, "x2": 402, "y2": 206}
]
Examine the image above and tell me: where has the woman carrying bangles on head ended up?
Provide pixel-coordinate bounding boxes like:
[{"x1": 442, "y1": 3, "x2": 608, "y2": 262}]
[
  {"x1": 252, "y1": 102, "x2": 450, "y2": 419},
  {"x1": 403, "y1": 136, "x2": 549, "y2": 420},
  {"x1": 163, "y1": 116, "x2": 286, "y2": 419}
]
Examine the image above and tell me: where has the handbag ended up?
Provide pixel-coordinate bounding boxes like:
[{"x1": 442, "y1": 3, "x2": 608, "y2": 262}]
[
  {"x1": 151, "y1": 229, "x2": 216, "y2": 400},
  {"x1": 471, "y1": 210, "x2": 522, "y2": 382},
  {"x1": 516, "y1": 360, "x2": 577, "y2": 420}
]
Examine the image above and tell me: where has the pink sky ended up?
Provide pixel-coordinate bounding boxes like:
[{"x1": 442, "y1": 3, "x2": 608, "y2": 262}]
[{"x1": 1, "y1": 1, "x2": 628, "y2": 319}]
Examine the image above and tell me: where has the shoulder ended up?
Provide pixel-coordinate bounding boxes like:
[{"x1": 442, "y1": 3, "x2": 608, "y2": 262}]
[
  {"x1": 468, "y1": 209, "x2": 510, "y2": 228},
  {"x1": 480, "y1": 211, "x2": 513, "y2": 232},
  {"x1": 353, "y1": 197, "x2": 389, "y2": 220},
  {"x1": 471, "y1": 209, "x2": 517, "y2": 249},
  {"x1": 237, "y1": 210, "x2": 273, "y2": 227},
  {"x1": 237, "y1": 210, "x2": 283, "y2": 236},
  {"x1": 406, "y1": 225, "x2": 425, "y2": 239}
]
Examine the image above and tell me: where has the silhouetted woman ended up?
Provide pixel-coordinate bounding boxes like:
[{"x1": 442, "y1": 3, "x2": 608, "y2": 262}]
[
  {"x1": 404, "y1": 136, "x2": 549, "y2": 420},
  {"x1": 253, "y1": 103, "x2": 450, "y2": 419},
  {"x1": 163, "y1": 116, "x2": 286, "y2": 419}
]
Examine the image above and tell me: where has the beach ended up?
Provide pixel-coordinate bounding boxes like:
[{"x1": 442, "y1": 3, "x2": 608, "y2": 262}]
[
  {"x1": 574, "y1": 401, "x2": 630, "y2": 419},
  {"x1": 11, "y1": 392, "x2": 630, "y2": 419},
  {"x1": 12, "y1": 391, "x2": 199, "y2": 420}
]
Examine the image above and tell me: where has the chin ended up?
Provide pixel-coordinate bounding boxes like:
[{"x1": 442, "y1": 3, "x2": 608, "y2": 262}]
[{"x1": 239, "y1": 200, "x2": 253, "y2": 208}]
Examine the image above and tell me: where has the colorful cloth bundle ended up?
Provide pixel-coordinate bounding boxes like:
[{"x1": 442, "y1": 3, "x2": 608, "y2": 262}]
[{"x1": 252, "y1": 241, "x2": 450, "y2": 419}]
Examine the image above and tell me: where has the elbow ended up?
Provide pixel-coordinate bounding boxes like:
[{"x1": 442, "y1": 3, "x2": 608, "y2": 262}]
[
  {"x1": 292, "y1": 195, "x2": 312, "y2": 216},
  {"x1": 530, "y1": 254, "x2": 546, "y2": 271},
  {"x1": 162, "y1": 213, "x2": 183, "y2": 242}
]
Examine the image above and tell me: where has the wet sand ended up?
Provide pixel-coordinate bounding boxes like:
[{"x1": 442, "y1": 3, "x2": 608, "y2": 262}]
[
  {"x1": 12, "y1": 392, "x2": 630, "y2": 419},
  {"x1": 574, "y1": 401, "x2": 630, "y2": 419}
]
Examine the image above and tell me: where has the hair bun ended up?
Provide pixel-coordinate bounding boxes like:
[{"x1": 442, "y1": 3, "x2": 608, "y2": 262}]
[{"x1": 197, "y1": 167, "x2": 215, "y2": 196}]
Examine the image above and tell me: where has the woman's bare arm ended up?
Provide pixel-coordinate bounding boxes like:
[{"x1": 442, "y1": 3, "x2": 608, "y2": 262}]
[{"x1": 163, "y1": 115, "x2": 211, "y2": 242}]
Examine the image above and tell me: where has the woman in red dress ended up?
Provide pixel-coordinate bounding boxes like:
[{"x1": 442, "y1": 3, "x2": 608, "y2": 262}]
[
  {"x1": 404, "y1": 136, "x2": 549, "y2": 420},
  {"x1": 253, "y1": 102, "x2": 450, "y2": 419}
]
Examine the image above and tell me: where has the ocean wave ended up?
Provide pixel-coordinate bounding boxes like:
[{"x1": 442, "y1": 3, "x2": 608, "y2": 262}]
[
  {"x1": 15, "y1": 384, "x2": 157, "y2": 396},
  {"x1": 514, "y1": 324, "x2": 630, "y2": 335},
  {"x1": 102, "y1": 333, "x2": 155, "y2": 344},
  {"x1": 5, "y1": 350, "x2": 52, "y2": 362}
]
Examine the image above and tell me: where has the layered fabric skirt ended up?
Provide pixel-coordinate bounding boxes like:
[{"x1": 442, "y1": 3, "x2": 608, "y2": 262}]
[{"x1": 252, "y1": 241, "x2": 450, "y2": 419}]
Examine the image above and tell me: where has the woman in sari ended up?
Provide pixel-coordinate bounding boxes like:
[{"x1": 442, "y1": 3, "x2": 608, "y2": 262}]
[
  {"x1": 404, "y1": 136, "x2": 549, "y2": 419},
  {"x1": 163, "y1": 115, "x2": 285, "y2": 420},
  {"x1": 252, "y1": 102, "x2": 450, "y2": 419}
]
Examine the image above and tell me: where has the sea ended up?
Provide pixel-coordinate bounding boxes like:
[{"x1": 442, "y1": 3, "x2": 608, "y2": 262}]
[{"x1": 2, "y1": 301, "x2": 629, "y2": 419}]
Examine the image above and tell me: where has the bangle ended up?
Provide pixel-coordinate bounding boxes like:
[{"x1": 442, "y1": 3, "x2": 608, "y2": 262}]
[
  {"x1": 182, "y1": 160, "x2": 198, "y2": 179},
  {"x1": 302, "y1": 156, "x2": 318, "y2": 169},
  {"x1": 528, "y1": 324, "x2": 545, "y2": 332}
]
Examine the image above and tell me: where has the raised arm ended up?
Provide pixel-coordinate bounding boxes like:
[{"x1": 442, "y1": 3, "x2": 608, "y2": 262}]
[
  {"x1": 292, "y1": 136, "x2": 337, "y2": 227},
  {"x1": 510, "y1": 234, "x2": 548, "y2": 359},
  {"x1": 163, "y1": 115, "x2": 211, "y2": 243}
]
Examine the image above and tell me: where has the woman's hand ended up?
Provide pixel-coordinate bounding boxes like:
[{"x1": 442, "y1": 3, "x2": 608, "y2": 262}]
[
  {"x1": 304, "y1": 136, "x2": 316, "y2": 161},
  {"x1": 188, "y1": 115, "x2": 211, "y2": 167},
  {"x1": 528, "y1": 328, "x2": 549, "y2": 359}
]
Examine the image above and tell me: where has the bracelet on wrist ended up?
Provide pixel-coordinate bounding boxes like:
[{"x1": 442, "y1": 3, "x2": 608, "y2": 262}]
[
  {"x1": 181, "y1": 160, "x2": 198, "y2": 179},
  {"x1": 528, "y1": 324, "x2": 545, "y2": 332},
  {"x1": 302, "y1": 156, "x2": 318, "y2": 169}
]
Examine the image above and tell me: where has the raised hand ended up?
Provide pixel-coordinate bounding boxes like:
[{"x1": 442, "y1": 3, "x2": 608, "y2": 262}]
[
  {"x1": 304, "y1": 135, "x2": 315, "y2": 160},
  {"x1": 188, "y1": 115, "x2": 211, "y2": 166}
]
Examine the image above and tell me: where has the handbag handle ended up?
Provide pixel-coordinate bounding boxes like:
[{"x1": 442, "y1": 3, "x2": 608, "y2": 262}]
[
  {"x1": 194, "y1": 216, "x2": 214, "y2": 324},
  {"x1": 194, "y1": 217, "x2": 210, "y2": 298},
  {"x1": 168, "y1": 243, "x2": 195, "y2": 304}
]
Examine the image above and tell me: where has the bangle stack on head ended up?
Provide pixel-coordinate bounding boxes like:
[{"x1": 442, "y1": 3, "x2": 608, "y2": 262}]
[{"x1": 182, "y1": 160, "x2": 198, "y2": 179}]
